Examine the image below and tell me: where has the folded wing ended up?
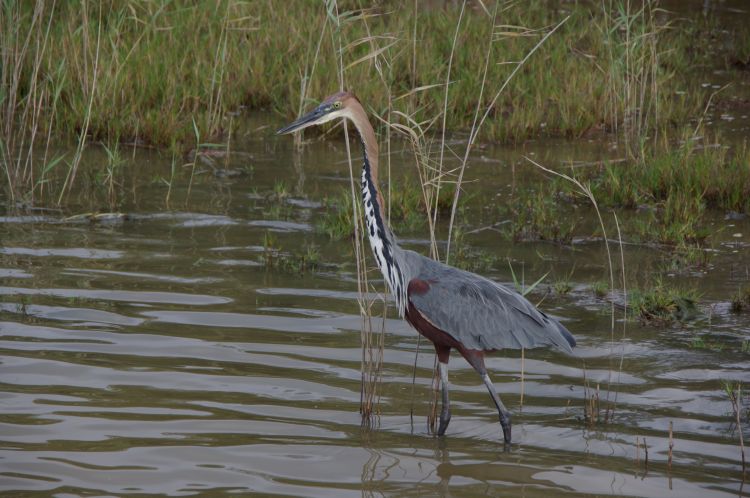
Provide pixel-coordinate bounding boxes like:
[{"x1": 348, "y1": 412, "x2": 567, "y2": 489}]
[{"x1": 405, "y1": 253, "x2": 575, "y2": 353}]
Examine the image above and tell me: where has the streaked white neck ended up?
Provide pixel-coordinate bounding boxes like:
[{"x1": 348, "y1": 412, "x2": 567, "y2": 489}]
[{"x1": 345, "y1": 99, "x2": 407, "y2": 315}]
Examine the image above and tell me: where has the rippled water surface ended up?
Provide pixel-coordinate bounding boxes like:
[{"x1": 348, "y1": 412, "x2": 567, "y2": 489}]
[{"x1": 2, "y1": 111, "x2": 750, "y2": 497}]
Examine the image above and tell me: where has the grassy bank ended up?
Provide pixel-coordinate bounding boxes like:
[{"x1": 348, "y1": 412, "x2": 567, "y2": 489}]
[
  {"x1": 509, "y1": 134, "x2": 750, "y2": 258},
  {"x1": 3, "y1": 0, "x2": 738, "y2": 204}
]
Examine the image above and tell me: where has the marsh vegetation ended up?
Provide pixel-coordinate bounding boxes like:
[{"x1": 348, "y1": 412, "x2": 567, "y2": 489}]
[{"x1": 4, "y1": 0, "x2": 748, "y2": 200}]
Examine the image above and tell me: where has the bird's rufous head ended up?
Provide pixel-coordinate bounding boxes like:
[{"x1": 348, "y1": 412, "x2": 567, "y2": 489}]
[{"x1": 277, "y1": 91, "x2": 359, "y2": 135}]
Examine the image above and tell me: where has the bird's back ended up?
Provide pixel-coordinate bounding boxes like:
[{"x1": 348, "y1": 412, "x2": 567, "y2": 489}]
[{"x1": 402, "y1": 250, "x2": 575, "y2": 354}]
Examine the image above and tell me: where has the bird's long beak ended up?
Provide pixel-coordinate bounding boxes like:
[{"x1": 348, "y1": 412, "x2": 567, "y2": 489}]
[{"x1": 276, "y1": 106, "x2": 327, "y2": 135}]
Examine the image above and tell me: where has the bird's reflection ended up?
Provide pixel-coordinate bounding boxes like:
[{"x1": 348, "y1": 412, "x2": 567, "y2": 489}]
[{"x1": 359, "y1": 433, "x2": 533, "y2": 497}]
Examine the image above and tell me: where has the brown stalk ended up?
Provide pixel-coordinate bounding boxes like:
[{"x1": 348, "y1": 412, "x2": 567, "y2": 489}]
[{"x1": 728, "y1": 383, "x2": 747, "y2": 476}]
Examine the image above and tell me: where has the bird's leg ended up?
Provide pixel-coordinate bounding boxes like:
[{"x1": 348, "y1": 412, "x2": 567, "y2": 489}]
[
  {"x1": 437, "y1": 361, "x2": 451, "y2": 436},
  {"x1": 482, "y1": 373, "x2": 512, "y2": 444}
]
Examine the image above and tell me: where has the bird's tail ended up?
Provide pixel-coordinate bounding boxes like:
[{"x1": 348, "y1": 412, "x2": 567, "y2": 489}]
[{"x1": 555, "y1": 321, "x2": 576, "y2": 352}]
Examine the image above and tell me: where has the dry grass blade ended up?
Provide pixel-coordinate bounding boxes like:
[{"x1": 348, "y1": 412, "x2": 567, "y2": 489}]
[
  {"x1": 295, "y1": 7, "x2": 329, "y2": 149},
  {"x1": 520, "y1": 157, "x2": 614, "y2": 299},
  {"x1": 341, "y1": 34, "x2": 398, "y2": 53},
  {"x1": 378, "y1": 109, "x2": 441, "y2": 259},
  {"x1": 344, "y1": 40, "x2": 398, "y2": 70},
  {"x1": 392, "y1": 83, "x2": 445, "y2": 102},
  {"x1": 609, "y1": 212, "x2": 628, "y2": 418}
]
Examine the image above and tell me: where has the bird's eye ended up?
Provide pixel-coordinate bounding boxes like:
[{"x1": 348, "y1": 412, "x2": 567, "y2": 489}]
[{"x1": 333, "y1": 101, "x2": 342, "y2": 109}]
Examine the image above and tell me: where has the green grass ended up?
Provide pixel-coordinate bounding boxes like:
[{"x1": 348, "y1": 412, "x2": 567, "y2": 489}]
[
  {"x1": 690, "y1": 335, "x2": 725, "y2": 352},
  {"x1": 509, "y1": 136, "x2": 749, "y2": 265},
  {"x1": 600, "y1": 137, "x2": 750, "y2": 252},
  {"x1": 504, "y1": 189, "x2": 577, "y2": 244},
  {"x1": 318, "y1": 190, "x2": 356, "y2": 240},
  {"x1": 591, "y1": 280, "x2": 609, "y2": 298},
  {"x1": 628, "y1": 192, "x2": 709, "y2": 247},
  {"x1": 629, "y1": 280, "x2": 699, "y2": 325},
  {"x1": 553, "y1": 279, "x2": 573, "y2": 295},
  {"x1": 594, "y1": 140, "x2": 750, "y2": 214},
  {"x1": 723, "y1": 20, "x2": 750, "y2": 67},
  {"x1": 3, "y1": 0, "x2": 728, "y2": 205}
]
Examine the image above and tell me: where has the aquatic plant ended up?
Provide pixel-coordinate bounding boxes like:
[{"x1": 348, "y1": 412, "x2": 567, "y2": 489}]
[
  {"x1": 275, "y1": 244, "x2": 322, "y2": 274},
  {"x1": 730, "y1": 288, "x2": 750, "y2": 313},
  {"x1": 553, "y1": 279, "x2": 573, "y2": 296},
  {"x1": 591, "y1": 280, "x2": 609, "y2": 298},
  {"x1": 259, "y1": 233, "x2": 320, "y2": 274},
  {"x1": 318, "y1": 190, "x2": 355, "y2": 240},
  {"x1": 596, "y1": 138, "x2": 750, "y2": 215},
  {"x1": 449, "y1": 226, "x2": 499, "y2": 273},
  {"x1": 629, "y1": 281, "x2": 698, "y2": 325}
]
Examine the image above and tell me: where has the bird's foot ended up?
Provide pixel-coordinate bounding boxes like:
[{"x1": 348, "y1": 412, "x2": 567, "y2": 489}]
[{"x1": 437, "y1": 412, "x2": 451, "y2": 436}]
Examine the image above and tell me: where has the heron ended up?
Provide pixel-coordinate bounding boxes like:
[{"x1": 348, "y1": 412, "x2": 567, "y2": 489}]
[{"x1": 278, "y1": 91, "x2": 576, "y2": 444}]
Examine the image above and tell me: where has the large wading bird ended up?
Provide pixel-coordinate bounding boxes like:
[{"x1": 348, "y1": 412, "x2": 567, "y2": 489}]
[{"x1": 278, "y1": 91, "x2": 576, "y2": 444}]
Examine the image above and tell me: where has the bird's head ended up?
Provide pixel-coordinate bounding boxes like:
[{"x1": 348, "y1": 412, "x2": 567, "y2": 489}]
[{"x1": 276, "y1": 91, "x2": 358, "y2": 135}]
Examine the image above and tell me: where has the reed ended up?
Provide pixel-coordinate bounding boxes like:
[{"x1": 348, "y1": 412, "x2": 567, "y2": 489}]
[
  {"x1": 629, "y1": 281, "x2": 698, "y2": 325},
  {"x1": 723, "y1": 381, "x2": 747, "y2": 476}
]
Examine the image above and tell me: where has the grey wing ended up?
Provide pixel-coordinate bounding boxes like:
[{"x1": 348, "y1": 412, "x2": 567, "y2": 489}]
[{"x1": 406, "y1": 255, "x2": 575, "y2": 353}]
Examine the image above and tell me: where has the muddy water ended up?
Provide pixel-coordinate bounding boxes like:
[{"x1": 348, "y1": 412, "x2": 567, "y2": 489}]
[{"x1": 1, "y1": 116, "x2": 750, "y2": 497}]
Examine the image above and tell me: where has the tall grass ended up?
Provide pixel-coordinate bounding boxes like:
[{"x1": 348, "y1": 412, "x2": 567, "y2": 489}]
[
  {"x1": 597, "y1": 139, "x2": 750, "y2": 215},
  {"x1": 3, "y1": 0, "x2": 716, "y2": 206},
  {"x1": 0, "y1": 0, "x2": 60, "y2": 205},
  {"x1": 600, "y1": 0, "x2": 663, "y2": 159}
]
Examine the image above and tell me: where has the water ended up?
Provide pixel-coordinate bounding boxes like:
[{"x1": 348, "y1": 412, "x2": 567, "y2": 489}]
[{"x1": 1, "y1": 115, "x2": 749, "y2": 497}]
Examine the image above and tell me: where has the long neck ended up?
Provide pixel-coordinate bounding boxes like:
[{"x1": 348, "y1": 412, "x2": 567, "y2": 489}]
[{"x1": 347, "y1": 101, "x2": 407, "y2": 315}]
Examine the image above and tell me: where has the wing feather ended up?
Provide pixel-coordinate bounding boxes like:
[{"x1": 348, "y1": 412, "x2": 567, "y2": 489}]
[{"x1": 403, "y1": 251, "x2": 575, "y2": 353}]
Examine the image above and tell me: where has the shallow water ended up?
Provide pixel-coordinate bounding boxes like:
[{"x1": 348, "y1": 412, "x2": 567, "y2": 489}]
[{"x1": 2, "y1": 112, "x2": 750, "y2": 497}]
